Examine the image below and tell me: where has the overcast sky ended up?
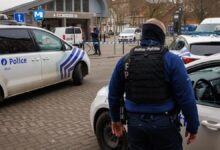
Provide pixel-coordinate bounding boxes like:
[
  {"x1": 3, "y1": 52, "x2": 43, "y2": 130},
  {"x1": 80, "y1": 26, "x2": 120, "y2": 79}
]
[{"x1": 0, "y1": 0, "x2": 34, "y2": 11}]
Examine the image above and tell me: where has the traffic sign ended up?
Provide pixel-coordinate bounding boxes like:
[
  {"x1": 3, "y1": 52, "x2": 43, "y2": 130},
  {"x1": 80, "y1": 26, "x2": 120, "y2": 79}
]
[
  {"x1": 33, "y1": 9, "x2": 45, "y2": 22},
  {"x1": 14, "y1": 13, "x2": 25, "y2": 23}
]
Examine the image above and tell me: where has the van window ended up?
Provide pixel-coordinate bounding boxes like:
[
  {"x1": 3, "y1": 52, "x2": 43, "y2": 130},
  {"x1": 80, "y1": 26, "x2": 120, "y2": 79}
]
[
  {"x1": 64, "y1": 43, "x2": 72, "y2": 50},
  {"x1": 189, "y1": 65, "x2": 220, "y2": 107},
  {"x1": 33, "y1": 30, "x2": 62, "y2": 51},
  {"x1": 65, "y1": 28, "x2": 81, "y2": 34},
  {"x1": 0, "y1": 29, "x2": 35, "y2": 54}
]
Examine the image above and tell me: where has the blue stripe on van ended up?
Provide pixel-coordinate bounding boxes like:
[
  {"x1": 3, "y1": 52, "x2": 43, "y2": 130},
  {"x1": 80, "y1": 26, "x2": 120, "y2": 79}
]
[
  {"x1": 63, "y1": 48, "x2": 81, "y2": 79},
  {"x1": 60, "y1": 48, "x2": 77, "y2": 79},
  {"x1": 67, "y1": 51, "x2": 85, "y2": 78}
]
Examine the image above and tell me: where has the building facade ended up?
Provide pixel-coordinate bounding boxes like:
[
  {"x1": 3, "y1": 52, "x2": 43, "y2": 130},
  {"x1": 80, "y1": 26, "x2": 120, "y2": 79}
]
[{"x1": 2, "y1": 0, "x2": 108, "y2": 39}]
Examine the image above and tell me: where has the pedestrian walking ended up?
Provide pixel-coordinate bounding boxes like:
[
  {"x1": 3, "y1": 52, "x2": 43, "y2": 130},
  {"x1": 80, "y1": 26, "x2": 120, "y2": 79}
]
[{"x1": 108, "y1": 18, "x2": 200, "y2": 150}]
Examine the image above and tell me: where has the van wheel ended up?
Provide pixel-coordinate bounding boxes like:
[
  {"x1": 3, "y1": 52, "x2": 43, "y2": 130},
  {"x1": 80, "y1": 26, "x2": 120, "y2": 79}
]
[
  {"x1": 72, "y1": 63, "x2": 83, "y2": 85},
  {"x1": 95, "y1": 111, "x2": 127, "y2": 150},
  {"x1": 0, "y1": 92, "x2": 4, "y2": 102}
]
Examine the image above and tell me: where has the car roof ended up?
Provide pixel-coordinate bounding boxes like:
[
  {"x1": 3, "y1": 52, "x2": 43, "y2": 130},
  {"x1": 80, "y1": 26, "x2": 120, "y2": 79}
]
[
  {"x1": 55, "y1": 26, "x2": 81, "y2": 29},
  {"x1": 201, "y1": 18, "x2": 220, "y2": 24},
  {"x1": 123, "y1": 27, "x2": 137, "y2": 30},
  {"x1": 179, "y1": 34, "x2": 220, "y2": 44},
  {"x1": 186, "y1": 53, "x2": 220, "y2": 68},
  {"x1": 0, "y1": 25, "x2": 41, "y2": 29},
  {"x1": 0, "y1": 25, "x2": 58, "y2": 35},
  {"x1": 0, "y1": 25, "x2": 54, "y2": 34},
  {"x1": 0, "y1": 25, "x2": 71, "y2": 42}
]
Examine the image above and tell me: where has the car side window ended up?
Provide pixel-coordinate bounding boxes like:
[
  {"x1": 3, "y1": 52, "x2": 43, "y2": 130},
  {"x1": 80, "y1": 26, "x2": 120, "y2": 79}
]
[
  {"x1": 64, "y1": 43, "x2": 72, "y2": 50},
  {"x1": 189, "y1": 65, "x2": 220, "y2": 107},
  {"x1": 0, "y1": 29, "x2": 36, "y2": 54},
  {"x1": 33, "y1": 30, "x2": 62, "y2": 51}
]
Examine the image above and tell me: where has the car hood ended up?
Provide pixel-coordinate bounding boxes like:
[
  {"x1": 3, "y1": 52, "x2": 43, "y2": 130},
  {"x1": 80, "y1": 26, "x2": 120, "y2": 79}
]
[
  {"x1": 180, "y1": 34, "x2": 220, "y2": 44},
  {"x1": 96, "y1": 85, "x2": 109, "y2": 97}
]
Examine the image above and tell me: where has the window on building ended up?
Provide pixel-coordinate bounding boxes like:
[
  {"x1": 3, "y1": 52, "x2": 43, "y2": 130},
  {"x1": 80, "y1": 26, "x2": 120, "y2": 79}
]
[
  {"x1": 66, "y1": 0, "x2": 73, "y2": 12},
  {"x1": 56, "y1": 0, "x2": 64, "y2": 11},
  {"x1": 83, "y1": 0, "x2": 89, "y2": 12},
  {"x1": 0, "y1": 29, "x2": 35, "y2": 54},
  {"x1": 47, "y1": 1, "x2": 55, "y2": 11},
  {"x1": 74, "y1": 0, "x2": 81, "y2": 12}
]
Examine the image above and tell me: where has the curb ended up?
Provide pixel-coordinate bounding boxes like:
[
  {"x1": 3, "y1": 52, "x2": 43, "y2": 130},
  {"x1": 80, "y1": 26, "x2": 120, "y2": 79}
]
[{"x1": 89, "y1": 55, "x2": 123, "y2": 59}]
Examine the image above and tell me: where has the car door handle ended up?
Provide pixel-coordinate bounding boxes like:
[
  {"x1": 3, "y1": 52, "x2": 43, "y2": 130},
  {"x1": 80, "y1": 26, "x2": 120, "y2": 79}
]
[
  {"x1": 201, "y1": 120, "x2": 220, "y2": 131},
  {"x1": 42, "y1": 57, "x2": 49, "y2": 60}
]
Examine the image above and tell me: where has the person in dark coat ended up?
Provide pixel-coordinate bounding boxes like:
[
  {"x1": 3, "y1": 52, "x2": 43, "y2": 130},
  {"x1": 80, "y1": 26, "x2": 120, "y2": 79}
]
[{"x1": 91, "y1": 27, "x2": 101, "y2": 55}]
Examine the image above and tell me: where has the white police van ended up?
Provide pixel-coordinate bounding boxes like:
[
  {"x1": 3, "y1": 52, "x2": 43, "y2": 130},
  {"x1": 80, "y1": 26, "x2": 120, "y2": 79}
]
[
  {"x1": 90, "y1": 54, "x2": 220, "y2": 150},
  {"x1": 54, "y1": 27, "x2": 83, "y2": 47},
  {"x1": 0, "y1": 25, "x2": 90, "y2": 101}
]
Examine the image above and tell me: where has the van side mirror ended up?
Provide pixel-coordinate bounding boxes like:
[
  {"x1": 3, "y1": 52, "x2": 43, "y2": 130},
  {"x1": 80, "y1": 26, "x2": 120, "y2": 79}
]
[
  {"x1": 214, "y1": 25, "x2": 220, "y2": 35},
  {"x1": 176, "y1": 41, "x2": 185, "y2": 50}
]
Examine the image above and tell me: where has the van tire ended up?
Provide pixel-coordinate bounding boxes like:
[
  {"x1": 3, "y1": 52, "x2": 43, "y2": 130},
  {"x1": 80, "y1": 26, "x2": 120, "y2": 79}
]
[
  {"x1": 0, "y1": 91, "x2": 4, "y2": 102},
  {"x1": 72, "y1": 63, "x2": 83, "y2": 85},
  {"x1": 95, "y1": 111, "x2": 127, "y2": 150}
]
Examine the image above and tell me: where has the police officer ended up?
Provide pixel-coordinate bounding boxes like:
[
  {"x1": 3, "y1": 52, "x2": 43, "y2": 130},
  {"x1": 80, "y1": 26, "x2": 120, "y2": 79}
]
[
  {"x1": 108, "y1": 18, "x2": 199, "y2": 150},
  {"x1": 91, "y1": 27, "x2": 101, "y2": 56}
]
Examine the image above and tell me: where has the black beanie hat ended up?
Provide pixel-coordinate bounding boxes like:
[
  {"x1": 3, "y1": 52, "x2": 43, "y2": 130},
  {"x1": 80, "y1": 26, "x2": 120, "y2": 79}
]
[
  {"x1": 141, "y1": 23, "x2": 165, "y2": 45},
  {"x1": 142, "y1": 18, "x2": 166, "y2": 45}
]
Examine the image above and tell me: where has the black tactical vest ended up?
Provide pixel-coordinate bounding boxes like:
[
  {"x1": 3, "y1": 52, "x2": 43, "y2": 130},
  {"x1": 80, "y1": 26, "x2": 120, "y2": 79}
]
[{"x1": 124, "y1": 46, "x2": 171, "y2": 104}]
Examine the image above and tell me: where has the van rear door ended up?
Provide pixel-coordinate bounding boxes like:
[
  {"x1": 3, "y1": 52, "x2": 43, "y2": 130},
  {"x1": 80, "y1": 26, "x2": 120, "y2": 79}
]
[
  {"x1": 73, "y1": 28, "x2": 82, "y2": 44},
  {"x1": 65, "y1": 27, "x2": 75, "y2": 45},
  {"x1": 65, "y1": 27, "x2": 82, "y2": 45}
]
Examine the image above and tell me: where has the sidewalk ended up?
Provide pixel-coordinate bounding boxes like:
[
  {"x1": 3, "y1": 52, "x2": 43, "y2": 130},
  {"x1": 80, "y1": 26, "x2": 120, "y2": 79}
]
[
  {"x1": 88, "y1": 36, "x2": 174, "y2": 59},
  {"x1": 88, "y1": 43, "x2": 135, "y2": 59}
]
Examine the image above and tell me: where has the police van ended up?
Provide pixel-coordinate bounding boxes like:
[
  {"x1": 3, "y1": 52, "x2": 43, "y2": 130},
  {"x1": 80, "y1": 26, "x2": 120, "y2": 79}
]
[
  {"x1": 196, "y1": 17, "x2": 220, "y2": 33},
  {"x1": 0, "y1": 25, "x2": 90, "y2": 101},
  {"x1": 90, "y1": 54, "x2": 220, "y2": 150},
  {"x1": 54, "y1": 27, "x2": 83, "y2": 47}
]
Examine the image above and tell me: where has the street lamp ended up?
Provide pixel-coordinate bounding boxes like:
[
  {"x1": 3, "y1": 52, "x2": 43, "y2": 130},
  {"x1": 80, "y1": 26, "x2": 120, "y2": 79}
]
[
  {"x1": 200, "y1": 0, "x2": 203, "y2": 21},
  {"x1": 173, "y1": 11, "x2": 179, "y2": 34},
  {"x1": 173, "y1": 0, "x2": 183, "y2": 35}
]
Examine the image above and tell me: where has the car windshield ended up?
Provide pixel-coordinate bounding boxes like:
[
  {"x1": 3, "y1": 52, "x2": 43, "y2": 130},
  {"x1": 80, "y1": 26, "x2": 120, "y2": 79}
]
[
  {"x1": 122, "y1": 28, "x2": 135, "y2": 33},
  {"x1": 190, "y1": 43, "x2": 220, "y2": 56},
  {"x1": 195, "y1": 24, "x2": 220, "y2": 32}
]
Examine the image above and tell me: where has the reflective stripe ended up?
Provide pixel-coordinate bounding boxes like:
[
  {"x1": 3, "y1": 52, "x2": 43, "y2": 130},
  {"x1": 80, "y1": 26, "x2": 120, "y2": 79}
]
[
  {"x1": 67, "y1": 51, "x2": 85, "y2": 78},
  {"x1": 60, "y1": 48, "x2": 79, "y2": 79},
  {"x1": 63, "y1": 48, "x2": 81, "y2": 79}
]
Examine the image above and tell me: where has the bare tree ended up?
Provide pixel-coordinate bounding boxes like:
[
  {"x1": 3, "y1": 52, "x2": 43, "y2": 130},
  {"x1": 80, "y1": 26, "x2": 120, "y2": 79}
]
[
  {"x1": 107, "y1": 0, "x2": 130, "y2": 32},
  {"x1": 107, "y1": 0, "x2": 177, "y2": 28},
  {"x1": 184, "y1": 0, "x2": 220, "y2": 22}
]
